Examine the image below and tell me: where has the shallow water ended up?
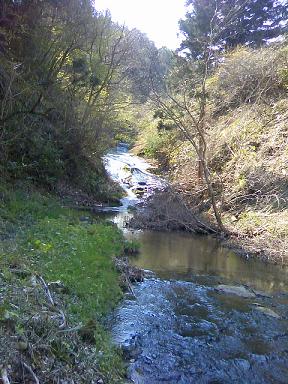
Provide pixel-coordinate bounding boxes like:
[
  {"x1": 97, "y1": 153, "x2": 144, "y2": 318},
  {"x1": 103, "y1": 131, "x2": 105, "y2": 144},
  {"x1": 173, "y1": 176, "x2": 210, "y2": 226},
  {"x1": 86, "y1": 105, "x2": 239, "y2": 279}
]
[
  {"x1": 104, "y1": 145, "x2": 288, "y2": 383},
  {"x1": 127, "y1": 230, "x2": 288, "y2": 293},
  {"x1": 113, "y1": 279, "x2": 288, "y2": 383}
]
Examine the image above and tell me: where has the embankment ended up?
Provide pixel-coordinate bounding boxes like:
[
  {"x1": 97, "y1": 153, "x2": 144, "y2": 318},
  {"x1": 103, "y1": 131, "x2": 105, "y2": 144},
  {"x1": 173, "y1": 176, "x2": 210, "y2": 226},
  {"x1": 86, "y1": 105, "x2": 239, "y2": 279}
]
[
  {"x1": 136, "y1": 45, "x2": 288, "y2": 265},
  {"x1": 0, "y1": 183, "x2": 128, "y2": 383}
]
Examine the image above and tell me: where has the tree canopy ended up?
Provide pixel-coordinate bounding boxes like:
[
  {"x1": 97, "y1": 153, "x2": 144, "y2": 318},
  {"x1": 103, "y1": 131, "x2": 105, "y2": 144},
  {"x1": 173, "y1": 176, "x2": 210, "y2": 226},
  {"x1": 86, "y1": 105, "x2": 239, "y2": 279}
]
[
  {"x1": 0, "y1": 0, "x2": 168, "y2": 193},
  {"x1": 179, "y1": 0, "x2": 288, "y2": 58}
]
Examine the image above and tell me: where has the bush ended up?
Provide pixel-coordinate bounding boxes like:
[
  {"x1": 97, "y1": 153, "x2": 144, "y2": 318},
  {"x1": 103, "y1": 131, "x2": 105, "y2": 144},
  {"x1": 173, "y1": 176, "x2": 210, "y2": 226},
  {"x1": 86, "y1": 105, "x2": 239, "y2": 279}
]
[{"x1": 210, "y1": 43, "x2": 288, "y2": 112}]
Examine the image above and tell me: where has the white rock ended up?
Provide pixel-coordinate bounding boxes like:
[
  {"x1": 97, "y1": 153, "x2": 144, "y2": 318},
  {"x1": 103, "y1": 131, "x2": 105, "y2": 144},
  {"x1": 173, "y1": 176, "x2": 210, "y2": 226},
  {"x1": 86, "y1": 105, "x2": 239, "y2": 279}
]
[
  {"x1": 254, "y1": 306, "x2": 280, "y2": 319},
  {"x1": 216, "y1": 285, "x2": 256, "y2": 298}
]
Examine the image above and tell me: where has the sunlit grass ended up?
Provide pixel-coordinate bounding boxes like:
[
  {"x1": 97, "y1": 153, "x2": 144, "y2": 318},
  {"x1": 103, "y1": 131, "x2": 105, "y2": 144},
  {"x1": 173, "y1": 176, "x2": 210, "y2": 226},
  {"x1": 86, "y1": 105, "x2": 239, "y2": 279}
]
[{"x1": 0, "y1": 184, "x2": 126, "y2": 382}]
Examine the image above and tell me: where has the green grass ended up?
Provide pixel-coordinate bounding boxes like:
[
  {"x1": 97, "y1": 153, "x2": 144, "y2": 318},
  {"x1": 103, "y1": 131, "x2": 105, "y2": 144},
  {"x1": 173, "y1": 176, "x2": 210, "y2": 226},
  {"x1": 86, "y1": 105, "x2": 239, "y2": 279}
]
[
  {"x1": 27, "y1": 218, "x2": 124, "y2": 318},
  {"x1": 0, "y1": 183, "x2": 126, "y2": 382}
]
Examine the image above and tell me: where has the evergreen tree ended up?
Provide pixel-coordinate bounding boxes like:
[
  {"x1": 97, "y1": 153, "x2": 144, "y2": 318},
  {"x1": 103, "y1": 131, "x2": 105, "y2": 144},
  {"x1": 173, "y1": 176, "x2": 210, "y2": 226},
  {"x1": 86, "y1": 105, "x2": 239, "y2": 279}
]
[{"x1": 179, "y1": 0, "x2": 287, "y2": 58}]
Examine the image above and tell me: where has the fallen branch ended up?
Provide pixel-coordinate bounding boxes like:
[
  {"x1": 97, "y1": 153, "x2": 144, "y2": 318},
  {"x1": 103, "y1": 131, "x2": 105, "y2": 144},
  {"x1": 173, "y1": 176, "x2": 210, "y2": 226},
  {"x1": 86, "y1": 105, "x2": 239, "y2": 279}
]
[
  {"x1": 168, "y1": 186, "x2": 217, "y2": 234},
  {"x1": 125, "y1": 275, "x2": 136, "y2": 298},
  {"x1": 130, "y1": 188, "x2": 216, "y2": 234},
  {"x1": 36, "y1": 275, "x2": 55, "y2": 307},
  {"x1": 1, "y1": 368, "x2": 10, "y2": 384},
  {"x1": 58, "y1": 309, "x2": 66, "y2": 329},
  {"x1": 36, "y1": 275, "x2": 68, "y2": 329},
  {"x1": 59, "y1": 324, "x2": 83, "y2": 333},
  {"x1": 22, "y1": 363, "x2": 39, "y2": 384}
]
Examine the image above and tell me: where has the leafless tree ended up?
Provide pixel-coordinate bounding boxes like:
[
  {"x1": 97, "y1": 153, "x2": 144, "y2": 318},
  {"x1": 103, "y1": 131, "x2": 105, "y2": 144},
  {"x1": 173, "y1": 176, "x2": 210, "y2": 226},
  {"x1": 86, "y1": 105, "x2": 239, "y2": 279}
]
[{"x1": 147, "y1": 2, "x2": 252, "y2": 232}]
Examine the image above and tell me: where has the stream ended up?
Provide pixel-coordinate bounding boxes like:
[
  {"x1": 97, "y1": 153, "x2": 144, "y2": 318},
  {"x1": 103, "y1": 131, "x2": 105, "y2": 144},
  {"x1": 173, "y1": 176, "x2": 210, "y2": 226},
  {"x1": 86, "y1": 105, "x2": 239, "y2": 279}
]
[{"x1": 103, "y1": 144, "x2": 288, "y2": 384}]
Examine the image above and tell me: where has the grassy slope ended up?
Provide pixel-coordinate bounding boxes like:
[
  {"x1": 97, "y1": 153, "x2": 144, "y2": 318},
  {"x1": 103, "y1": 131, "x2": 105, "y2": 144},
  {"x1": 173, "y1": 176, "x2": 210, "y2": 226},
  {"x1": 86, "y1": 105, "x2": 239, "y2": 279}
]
[
  {"x1": 0, "y1": 184, "x2": 126, "y2": 383},
  {"x1": 208, "y1": 100, "x2": 287, "y2": 260},
  {"x1": 138, "y1": 44, "x2": 288, "y2": 264},
  {"x1": 165, "y1": 97, "x2": 288, "y2": 263}
]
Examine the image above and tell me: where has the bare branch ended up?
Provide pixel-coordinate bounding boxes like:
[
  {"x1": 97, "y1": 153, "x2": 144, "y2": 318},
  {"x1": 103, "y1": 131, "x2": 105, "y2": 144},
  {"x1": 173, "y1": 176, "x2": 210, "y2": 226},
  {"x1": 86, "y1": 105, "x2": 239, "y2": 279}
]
[
  {"x1": 1, "y1": 368, "x2": 10, "y2": 384},
  {"x1": 22, "y1": 363, "x2": 40, "y2": 384},
  {"x1": 36, "y1": 275, "x2": 55, "y2": 307}
]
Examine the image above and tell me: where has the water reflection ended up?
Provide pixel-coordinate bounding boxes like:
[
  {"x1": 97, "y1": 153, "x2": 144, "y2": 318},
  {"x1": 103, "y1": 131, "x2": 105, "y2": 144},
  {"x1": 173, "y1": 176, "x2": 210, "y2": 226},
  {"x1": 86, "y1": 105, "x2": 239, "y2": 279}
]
[
  {"x1": 104, "y1": 146, "x2": 288, "y2": 383},
  {"x1": 124, "y1": 230, "x2": 288, "y2": 293},
  {"x1": 102, "y1": 145, "x2": 288, "y2": 293}
]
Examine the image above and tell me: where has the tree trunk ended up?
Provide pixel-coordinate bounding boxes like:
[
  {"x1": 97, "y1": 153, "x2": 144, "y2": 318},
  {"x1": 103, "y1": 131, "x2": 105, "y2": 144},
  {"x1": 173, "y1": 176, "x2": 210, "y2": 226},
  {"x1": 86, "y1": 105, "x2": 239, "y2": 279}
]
[
  {"x1": 197, "y1": 136, "x2": 204, "y2": 182},
  {"x1": 202, "y1": 161, "x2": 225, "y2": 232}
]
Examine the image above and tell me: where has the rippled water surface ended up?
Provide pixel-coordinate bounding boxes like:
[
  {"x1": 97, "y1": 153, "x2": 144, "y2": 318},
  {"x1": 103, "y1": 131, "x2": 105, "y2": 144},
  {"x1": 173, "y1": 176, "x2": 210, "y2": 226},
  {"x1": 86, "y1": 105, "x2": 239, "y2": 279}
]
[{"x1": 104, "y1": 145, "x2": 288, "y2": 384}]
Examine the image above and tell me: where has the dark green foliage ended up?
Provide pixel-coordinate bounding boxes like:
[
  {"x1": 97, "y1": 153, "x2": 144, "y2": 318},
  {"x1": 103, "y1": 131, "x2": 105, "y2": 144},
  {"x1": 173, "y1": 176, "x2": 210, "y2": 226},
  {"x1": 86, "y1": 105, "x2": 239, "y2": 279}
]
[{"x1": 180, "y1": 0, "x2": 287, "y2": 58}]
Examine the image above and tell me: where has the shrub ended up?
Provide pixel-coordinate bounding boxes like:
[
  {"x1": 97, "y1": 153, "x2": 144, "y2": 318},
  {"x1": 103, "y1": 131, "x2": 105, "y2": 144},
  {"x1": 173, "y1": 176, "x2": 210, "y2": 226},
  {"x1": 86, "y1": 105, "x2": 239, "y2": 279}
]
[{"x1": 210, "y1": 44, "x2": 288, "y2": 112}]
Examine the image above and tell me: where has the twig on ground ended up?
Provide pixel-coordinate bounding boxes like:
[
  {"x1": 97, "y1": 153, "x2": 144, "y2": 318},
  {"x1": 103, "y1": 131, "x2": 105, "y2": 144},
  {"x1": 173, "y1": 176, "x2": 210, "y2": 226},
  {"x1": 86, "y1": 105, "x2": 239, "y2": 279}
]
[
  {"x1": 36, "y1": 275, "x2": 69, "y2": 329},
  {"x1": 58, "y1": 309, "x2": 66, "y2": 329},
  {"x1": 58, "y1": 324, "x2": 83, "y2": 333},
  {"x1": 22, "y1": 363, "x2": 40, "y2": 384},
  {"x1": 125, "y1": 275, "x2": 136, "y2": 298},
  {"x1": 36, "y1": 275, "x2": 55, "y2": 307},
  {"x1": 1, "y1": 368, "x2": 10, "y2": 384}
]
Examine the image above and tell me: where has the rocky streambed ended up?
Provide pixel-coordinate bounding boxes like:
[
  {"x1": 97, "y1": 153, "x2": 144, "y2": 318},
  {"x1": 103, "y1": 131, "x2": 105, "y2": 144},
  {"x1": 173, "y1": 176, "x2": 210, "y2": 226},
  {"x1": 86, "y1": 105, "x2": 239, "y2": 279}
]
[{"x1": 103, "y1": 144, "x2": 288, "y2": 384}]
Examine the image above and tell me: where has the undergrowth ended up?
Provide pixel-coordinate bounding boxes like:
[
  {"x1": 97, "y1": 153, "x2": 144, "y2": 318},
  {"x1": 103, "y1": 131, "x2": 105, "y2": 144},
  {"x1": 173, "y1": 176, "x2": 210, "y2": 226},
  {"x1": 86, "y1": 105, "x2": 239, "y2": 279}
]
[{"x1": 0, "y1": 183, "x2": 126, "y2": 383}]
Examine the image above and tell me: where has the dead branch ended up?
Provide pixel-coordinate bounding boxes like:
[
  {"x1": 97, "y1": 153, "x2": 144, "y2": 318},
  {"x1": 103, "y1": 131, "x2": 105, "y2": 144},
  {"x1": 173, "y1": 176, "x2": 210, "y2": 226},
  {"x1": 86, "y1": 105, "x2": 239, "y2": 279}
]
[
  {"x1": 124, "y1": 275, "x2": 136, "y2": 298},
  {"x1": 36, "y1": 275, "x2": 55, "y2": 307},
  {"x1": 1, "y1": 368, "x2": 10, "y2": 384},
  {"x1": 59, "y1": 324, "x2": 83, "y2": 333},
  {"x1": 58, "y1": 309, "x2": 66, "y2": 329},
  {"x1": 36, "y1": 275, "x2": 68, "y2": 329},
  {"x1": 22, "y1": 363, "x2": 40, "y2": 384},
  {"x1": 130, "y1": 188, "x2": 216, "y2": 234},
  {"x1": 166, "y1": 186, "x2": 216, "y2": 234}
]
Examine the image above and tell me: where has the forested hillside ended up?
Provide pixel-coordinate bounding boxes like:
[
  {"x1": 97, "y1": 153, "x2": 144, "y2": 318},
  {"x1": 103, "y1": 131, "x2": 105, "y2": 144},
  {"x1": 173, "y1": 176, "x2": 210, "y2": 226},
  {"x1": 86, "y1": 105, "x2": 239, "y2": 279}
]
[
  {"x1": 136, "y1": 0, "x2": 288, "y2": 263},
  {"x1": 0, "y1": 0, "x2": 168, "y2": 198}
]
